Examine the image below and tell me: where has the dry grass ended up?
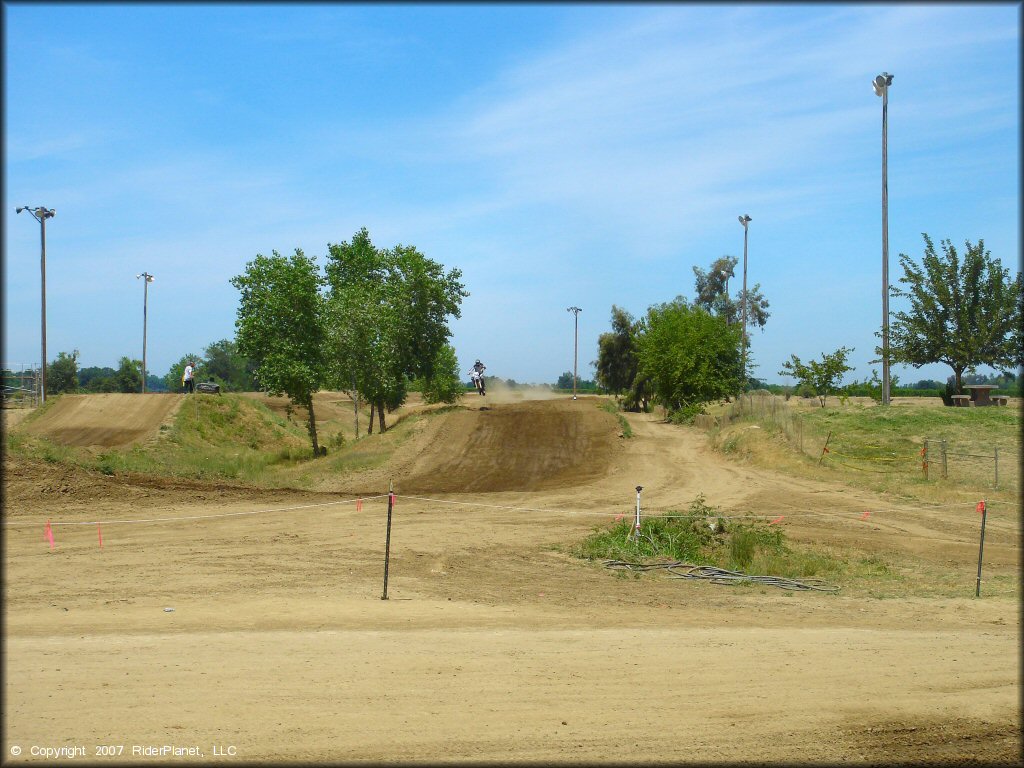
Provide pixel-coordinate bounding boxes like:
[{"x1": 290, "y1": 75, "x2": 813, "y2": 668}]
[{"x1": 702, "y1": 394, "x2": 1021, "y2": 508}]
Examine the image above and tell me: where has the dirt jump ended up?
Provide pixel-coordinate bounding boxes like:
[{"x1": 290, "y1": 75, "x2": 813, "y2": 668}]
[
  {"x1": 20, "y1": 393, "x2": 183, "y2": 449},
  {"x1": 2, "y1": 394, "x2": 1020, "y2": 764}
]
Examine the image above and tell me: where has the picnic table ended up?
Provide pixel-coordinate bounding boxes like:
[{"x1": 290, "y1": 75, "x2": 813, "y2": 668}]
[{"x1": 963, "y1": 385, "x2": 998, "y2": 406}]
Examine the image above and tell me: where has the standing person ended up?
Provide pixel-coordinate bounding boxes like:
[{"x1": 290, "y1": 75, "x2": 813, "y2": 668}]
[{"x1": 182, "y1": 360, "x2": 195, "y2": 394}]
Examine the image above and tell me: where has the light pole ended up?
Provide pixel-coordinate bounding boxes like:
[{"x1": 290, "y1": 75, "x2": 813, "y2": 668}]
[
  {"x1": 16, "y1": 205, "x2": 56, "y2": 403},
  {"x1": 738, "y1": 214, "x2": 751, "y2": 390},
  {"x1": 873, "y1": 71, "x2": 894, "y2": 406},
  {"x1": 137, "y1": 272, "x2": 155, "y2": 393},
  {"x1": 567, "y1": 306, "x2": 582, "y2": 400}
]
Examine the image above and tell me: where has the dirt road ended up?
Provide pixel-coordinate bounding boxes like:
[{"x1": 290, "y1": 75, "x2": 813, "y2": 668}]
[{"x1": 2, "y1": 396, "x2": 1020, "y2": 764}]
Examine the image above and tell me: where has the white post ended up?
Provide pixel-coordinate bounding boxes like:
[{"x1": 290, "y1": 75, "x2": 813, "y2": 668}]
[{"x1": 633, "y1": 485, "x2": 643, "y2": 540}]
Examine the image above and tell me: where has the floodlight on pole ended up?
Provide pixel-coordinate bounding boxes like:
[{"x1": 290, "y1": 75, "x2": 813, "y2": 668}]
[
  {"x1": 16, "y1": 205, "x2": 56, "y2": 403},
  {"x1": 738, "y1": 214, "x2": 751, "y2": 390},
  {"x1": 567, "y1": 306, "x2": 582, "y2": 400},
  {"x1": 137, "y1": 272, "x2": 155, "y2": 393},
  {"x1": 873, "y1": 71, "x2": 894, "y2": 406}
]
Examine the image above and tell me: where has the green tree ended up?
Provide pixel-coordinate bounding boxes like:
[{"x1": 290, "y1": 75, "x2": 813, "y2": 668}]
[
  {"x1": 693, "y1": 257, "x2": 739, "y2": 324},
  {"x1": 324, "y1": 228, "x2": 466, "y2": 433},
  {"x1": 692, "y1": 256, "x2": 771, "y2": 332},
  {"x1": 324, "y1": 229, "x2": 402, "y2": 434},
  {"x1": 420, "y1": 344, "x2": 464, "y2": 405},
  {"x1": 231, "y1": 249, "x2": 327, "y2": 456},
  {"x1": 889, "y1": 234, "x2": 1022, "y2": 393},
  {"x1": 637, "y1": 298, "x2": 742, "y2": 421},
  {"x1": 778, "y1": 346, "x2": 854, "y2": 407},
  {"x1": 114, "y1": 357, "x2": 143, "y2": 393},
  {"x1": 389, "y1": 242, "x2": 468, "y2": 382},
  {"x1": 204, "y1": 338, "x2": 256, "y2": 391},
  {"x1": 47, "y1": 350, "x2": 80, "y2": 394},
  {"x1": 79, "y1": 366, "x2": 117, "y2": 392},
  {"x1": 594, "y1": 306, "x2": 650, "y2": 411}
]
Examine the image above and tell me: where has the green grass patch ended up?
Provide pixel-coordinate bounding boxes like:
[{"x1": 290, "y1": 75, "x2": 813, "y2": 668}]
[
  {"x1": 598, "y1": 400, "x2": 633, "y2": 438},
  {"x1": 4, "y1": 393, "x2": 452, "y2": 489},
  {"x1": 708, "y1": 396, "x2": 1020, "y2": 505},
  {"x1": 568, "y1": 494, "x2": 995, "y2": 596},
  {"x1": 576, "y1": 495, "x2": 841, "y2": 579}
]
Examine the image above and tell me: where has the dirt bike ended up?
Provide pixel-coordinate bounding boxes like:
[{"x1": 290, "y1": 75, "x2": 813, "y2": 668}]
[{"x1": 469, "y1": 372, "x2": 486, "y2": 396}]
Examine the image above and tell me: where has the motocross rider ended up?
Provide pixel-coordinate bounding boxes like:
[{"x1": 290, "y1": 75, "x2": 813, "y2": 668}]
[{"x1": 468, "y1": 360, "x2": 486, "y2": 395}]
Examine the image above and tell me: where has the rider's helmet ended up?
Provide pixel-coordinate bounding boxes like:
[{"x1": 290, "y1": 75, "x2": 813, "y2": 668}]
[{"x1": 475, "y1": 360, "x2": 481, "y2": 364}]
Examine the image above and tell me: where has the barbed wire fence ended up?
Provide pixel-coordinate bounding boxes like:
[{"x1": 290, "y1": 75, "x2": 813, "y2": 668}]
[
  {"x1": 694, "y1": 391, "x2": 1019, "y2": 493},
  {"x1": 2, "y1": 364, "x2": 40, "y2": 409}
]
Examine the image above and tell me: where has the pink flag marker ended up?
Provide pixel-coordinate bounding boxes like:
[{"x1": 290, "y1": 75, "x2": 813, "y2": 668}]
[
  {"x1": 860, "y1": 511, "x2": 871, "y2": 520},
  {"x1": 98, "y1": 522, "x2": 104, "y2": 548},
  {"x1": 769, "y1": 515, "x2": 784, "y2": 525},
  {"x1": 44, "y1": 520, "x2": 54, "y2": 549},
  {"x1": 356, "y1": 498, "x2": 363, "y2": 513},
  {"x1": 976, "y1": 500, "x2": 986, "y2": 515}
]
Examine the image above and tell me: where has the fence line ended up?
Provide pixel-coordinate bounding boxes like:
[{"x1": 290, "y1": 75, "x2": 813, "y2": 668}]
[
  {"x1": 696, "y1": 392, "x2": 1019, "y2": 491},
  {"x1": 2, "y1": 364, "x2": 40, "y2": 409},
  {"x1": 5, "y1": 491, "x2": 1016, "y2": 538}
]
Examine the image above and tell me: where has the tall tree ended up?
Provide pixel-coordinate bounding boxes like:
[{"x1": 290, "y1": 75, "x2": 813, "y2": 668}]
[
  {"x1": 637, "y1": 297, "x2": 742, "y2": 420},
  {"x1": 595, "y1": 306, "x2": 639, "y2": 391},
  {"x1": 324, "y1": 228, "x2": 466, "y2": 432},
  {"x1": 594, "y1": 306, "x2": 650, "y2": 411},
  {"x1": 204, "y1": 338, "x2": 256, "y2": 391},
  {"x1": 778, "y1": 346, "x2": 854, "y2": 408},
  {"x1": 231, "y1": 249, "x2": 326, "y2": 456},
  {"x1": 389, "y1": 243, "x2": 468, "y2": 383},
  {"x1": 114, "y1": 357, "x2": 143, "y2": 393},
  {"x1": 47, "y1": 350, "x2": 80, "y2": 394},
  {"x1": 693, "y1": 257, "x2": 739, "y2": 324},
  {"x1": 692, "y1": 256, "x2": 771, "y2": 333},
  {"x1": 889, "y1": 234, "x2": 1023, "y2": 392},
  {"x1": 79, "y1": 366, "x2": 117, "y2": 392},
  {"x1": 420, "y1": 344, "x2": 464, "y2": 405}
]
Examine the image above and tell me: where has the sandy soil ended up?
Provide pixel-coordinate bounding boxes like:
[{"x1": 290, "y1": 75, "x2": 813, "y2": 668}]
[{"x1": 2, "y1": 394, "x2": 1020, "y2": 764}]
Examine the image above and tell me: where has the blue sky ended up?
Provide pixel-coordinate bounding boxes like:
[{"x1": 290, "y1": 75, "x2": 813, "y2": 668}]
[{"x1": 4, "y1": 3, "x2": 1020, "y2": 387}]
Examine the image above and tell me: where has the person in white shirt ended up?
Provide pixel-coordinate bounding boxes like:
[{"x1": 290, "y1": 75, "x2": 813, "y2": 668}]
[{"x1": 182, "y1": 361, "x2": 195, "y2": 394}]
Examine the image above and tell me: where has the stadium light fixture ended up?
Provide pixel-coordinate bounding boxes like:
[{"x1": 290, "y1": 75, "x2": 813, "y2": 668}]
[
  {"x1": 16, "y1": 206, "x2": 56, "y2": 403},
  {"x1": 137, "y1": 272, "x2": 155, "y2": 393},
  {"x1": 567, "y1": 306, "x2": 582, "y2": 400},
  {"x1": 873, "y1": 71, "x2": 893, "y2": 405},
  {"x1": 738, "y1": 214, "x2": 751, "y2": 391}
]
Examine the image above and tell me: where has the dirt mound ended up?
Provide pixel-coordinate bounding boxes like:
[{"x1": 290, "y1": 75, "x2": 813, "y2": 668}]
[
  {"x1": 21, "y1": 393, "x2": 182, "y2": 448},
  {"x1": 397, "y1": 398, "x2": 621, "y2": 493}
]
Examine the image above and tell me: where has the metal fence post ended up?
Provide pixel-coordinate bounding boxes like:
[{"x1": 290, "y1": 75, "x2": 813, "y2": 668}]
[
  {"x1": 994, "y1": 447, "x2": 999, "y2": 489},
  {"x1": 976, "y1": 501, "x2": 988, "y2": 598},
  {"x1": 630, "y1": 485, "x2": 643, "y2": 541},
  {"x1": 381, "y1": 480, "x2": 394, "y2": 600},
  {"x1": 941, "y1": 440, "x2": 947, "y2": 479},
  {"x1": 923, "y1": 439, "x2": 929, "y2": 480}
]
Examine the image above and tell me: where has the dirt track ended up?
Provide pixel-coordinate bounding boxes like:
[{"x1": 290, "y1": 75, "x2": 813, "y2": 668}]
[
  {"x1": 2, "y1": 395, "x2": 1020, "y2": 764},
  {"x1": 20, "y1": 393, "x2": 183, "y2": 449}
]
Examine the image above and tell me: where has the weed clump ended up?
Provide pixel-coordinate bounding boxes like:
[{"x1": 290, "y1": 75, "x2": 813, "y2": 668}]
[{"x1": 575, "y1": 494, "x2": 832, "y2": 579}]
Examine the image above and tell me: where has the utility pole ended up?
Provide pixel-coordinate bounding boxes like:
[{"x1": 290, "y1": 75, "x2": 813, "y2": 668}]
[
  {"x1": 873, "y1": 71, "x2": 894, "y2": 405},
  {"x1": 137, "y1": 272, "x2": 155, "y2": 392},
  {"x1": 567, "y1": 306, "x2": 582, "y2": 400},
  {"x1": 16, "y1": 205, "x2": 56, "y2": 403},
  {"x1": 738, "y1": 214, "x2": 751, "y2": 390}
]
